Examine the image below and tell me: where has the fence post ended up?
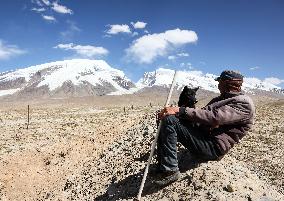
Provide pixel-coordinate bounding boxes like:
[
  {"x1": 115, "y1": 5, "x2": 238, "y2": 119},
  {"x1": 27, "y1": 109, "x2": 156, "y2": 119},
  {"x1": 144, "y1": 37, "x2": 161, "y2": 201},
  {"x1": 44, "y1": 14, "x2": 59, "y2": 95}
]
[{"x1": 27, "y1": 105, "x2": 30, "y2": 129}]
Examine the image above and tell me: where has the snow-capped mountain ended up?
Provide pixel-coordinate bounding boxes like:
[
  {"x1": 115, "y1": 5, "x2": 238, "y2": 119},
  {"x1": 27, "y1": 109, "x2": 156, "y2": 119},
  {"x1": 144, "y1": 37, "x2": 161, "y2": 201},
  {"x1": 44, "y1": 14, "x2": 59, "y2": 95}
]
[
  {"x1": 0, "y1": 59, "x2": 136, "y2": 97},
  {"x1": 137, "y1": 68, "x2": 283, "y2": 94},
  {"x1": 137, "y1": 68, "x2": 219, "y2": 92},
  {"x1": 0, "y1": 60, "x2": 283, "y2": 98}
]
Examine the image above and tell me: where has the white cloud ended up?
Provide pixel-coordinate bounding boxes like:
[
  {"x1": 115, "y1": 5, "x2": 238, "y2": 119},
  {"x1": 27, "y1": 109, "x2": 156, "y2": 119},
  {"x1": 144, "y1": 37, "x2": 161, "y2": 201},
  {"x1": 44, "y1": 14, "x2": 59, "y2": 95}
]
[
  {"x1": 168, "y1": 52, "x2": 189, "y2": 60},
  {"x1": 106, "y1": 24, "x2": 131, "y2": 35},
  {"x1": 31, "y1": 7, "x2": 46, "y2": 12},
  {"x1": 30, "y1": 0, "x2": 72, "y2": 22},
  {"x1": 55, "y1": 43, "x2": 73, "y2": 49},
  {"x1": 168, "y1": 55, "x2": 176, "y2": 60},
  {"x1": 32, "y1": 0, "x2": 43, "y2": 7},
  {"x1": 41, "y1": 0, "x2": 50, "y2": 6},
  {"x1": 126, "y1": 28, "x2": 198, "y2": 64},
  {"x1": 0, "y1": 40, "x2": 26, "y2": 60},
  {"x1": 180, "y1": 62, "x2": 193, "y2": 69},
  {"x1": 163, "y1": 29, "x2": 198, "y2": 45},
  {"x1": 132, "y1": 32, "x2": 139, "y2": 37},
  {"x1": 159, "y1": 64, "x2": 170, "y2": 67},
  {"x1": 131, "y1": 21, "x2": 147, "y2": 29},
  {"x1": 264, "y1": 77, "x2": 284, "y2": 85},
  {"x1": 42, "y1": 15, "x2": 56, "y2": 22},
  {"x1": 177, "y1": 52, "x2": 189, "y2": 57},
  {"x1": 52, "y1": 2, "x2": 73, "y2": 14},
  {"x1": 54, "y1": 43, "x2": 108, "y2": 58},
  {"x1": 249, "y1": 66, "x2": 260, "y2": 70}
]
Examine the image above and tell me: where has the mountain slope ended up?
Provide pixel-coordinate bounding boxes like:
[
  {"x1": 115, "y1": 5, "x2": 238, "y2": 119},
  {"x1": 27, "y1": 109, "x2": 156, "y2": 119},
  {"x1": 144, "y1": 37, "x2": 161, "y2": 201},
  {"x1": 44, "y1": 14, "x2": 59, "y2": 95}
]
[
  {"x1": 0, "y1": 59, "x2": 135, "y2": 98},
  {"x1": 137, "y1": 68, "x2": 283, "y2": 94},
  {"x1": 137, "y1": 68, "x2": 218, "y2": 92},
  {"x1": 0, "y1": 61, "x2": 283, "y2": 98}
]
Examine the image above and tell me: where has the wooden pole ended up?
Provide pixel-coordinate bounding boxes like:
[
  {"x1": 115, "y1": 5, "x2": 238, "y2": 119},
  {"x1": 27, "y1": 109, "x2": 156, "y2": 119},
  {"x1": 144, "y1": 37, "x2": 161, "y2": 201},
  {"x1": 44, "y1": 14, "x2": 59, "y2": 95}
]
[
  {"x1": 137, "y1": 71, "x2": 178, "y2": 200},
  {"x1": 27, "y1": 105, "x2": 30, "y2": 129}
]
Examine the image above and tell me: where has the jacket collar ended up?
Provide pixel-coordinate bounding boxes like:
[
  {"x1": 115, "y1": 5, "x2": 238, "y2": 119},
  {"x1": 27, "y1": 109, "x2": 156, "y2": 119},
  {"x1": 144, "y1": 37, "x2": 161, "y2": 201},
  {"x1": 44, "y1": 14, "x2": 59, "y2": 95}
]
[{"x1": 220, "y1": 91, "x2": 243, "y2": 99}]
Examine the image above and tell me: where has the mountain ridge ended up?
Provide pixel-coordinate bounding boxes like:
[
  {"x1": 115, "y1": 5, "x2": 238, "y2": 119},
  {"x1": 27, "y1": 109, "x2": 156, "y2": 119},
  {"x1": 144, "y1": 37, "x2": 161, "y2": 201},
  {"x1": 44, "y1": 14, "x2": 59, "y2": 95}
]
[
  {"x1": 0, "y1": 59, "x2": 283, "y2": 98},
  {"x1": 0, "y1": 59, "x2": 135, "y2": 97}
]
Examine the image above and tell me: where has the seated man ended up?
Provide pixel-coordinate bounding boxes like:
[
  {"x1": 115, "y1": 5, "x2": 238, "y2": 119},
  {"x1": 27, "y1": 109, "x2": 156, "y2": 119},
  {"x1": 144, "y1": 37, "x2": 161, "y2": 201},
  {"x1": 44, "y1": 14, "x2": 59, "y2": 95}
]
[{"x1": 154, "y1": 70, "x2": 255, "y2": 186}]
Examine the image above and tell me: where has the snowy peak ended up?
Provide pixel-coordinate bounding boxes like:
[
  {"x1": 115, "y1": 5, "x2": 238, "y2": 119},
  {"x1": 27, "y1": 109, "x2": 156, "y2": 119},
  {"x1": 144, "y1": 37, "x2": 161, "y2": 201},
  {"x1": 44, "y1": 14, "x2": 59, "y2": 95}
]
[
  {"x1": 137, "y1": 68, "x2": 219, "y2": 93},
  {"x1": 0, "y1": 59, "x2": 135, "y2": 97},
  {"x1": 0, "y1": 62, "x2": 283, "y2": 98},
  {"x1": 137, "y1": 68, "x2": 283, "y2": 94},
  {"x1": 34, "y1": 59, "x2": 130, "y2": 91}
]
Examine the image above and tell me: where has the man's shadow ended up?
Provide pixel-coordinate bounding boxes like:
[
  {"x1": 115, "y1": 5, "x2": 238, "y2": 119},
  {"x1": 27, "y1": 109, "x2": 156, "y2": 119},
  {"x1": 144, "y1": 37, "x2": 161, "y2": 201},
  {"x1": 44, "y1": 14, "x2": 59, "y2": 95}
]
[{"x1": 95, "y1": 148, "x2": 205, "y2": 201}]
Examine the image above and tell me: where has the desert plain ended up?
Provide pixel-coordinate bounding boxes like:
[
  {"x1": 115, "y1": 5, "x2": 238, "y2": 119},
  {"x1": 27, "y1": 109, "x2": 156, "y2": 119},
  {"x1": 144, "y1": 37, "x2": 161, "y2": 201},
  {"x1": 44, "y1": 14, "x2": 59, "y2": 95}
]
[{"x1": 0, "y1": 92, "x2": 283, "y2": 201}]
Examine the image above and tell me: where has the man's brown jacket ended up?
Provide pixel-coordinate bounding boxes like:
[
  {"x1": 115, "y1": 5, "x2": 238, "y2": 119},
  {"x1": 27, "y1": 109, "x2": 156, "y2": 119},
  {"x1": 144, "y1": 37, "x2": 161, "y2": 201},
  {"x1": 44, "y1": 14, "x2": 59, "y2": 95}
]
[{"x1": 179, "y1": 92, "x2": 255, "y2": 155}]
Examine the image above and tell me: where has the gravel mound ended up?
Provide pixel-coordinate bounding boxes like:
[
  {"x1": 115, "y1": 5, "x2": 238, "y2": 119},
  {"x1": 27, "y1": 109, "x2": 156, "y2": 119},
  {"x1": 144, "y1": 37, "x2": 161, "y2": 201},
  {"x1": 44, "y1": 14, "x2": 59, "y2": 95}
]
[
  {"x1": 230, "y1": 100, "x2": 284, "y2": 194},
  {"x1": 62, "y1": 112, "x2": 284, "y2": 201}
]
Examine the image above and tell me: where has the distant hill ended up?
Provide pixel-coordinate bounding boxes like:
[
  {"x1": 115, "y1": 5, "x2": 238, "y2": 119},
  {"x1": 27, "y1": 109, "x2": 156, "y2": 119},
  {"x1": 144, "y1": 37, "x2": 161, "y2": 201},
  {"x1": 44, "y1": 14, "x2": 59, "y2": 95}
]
[
  {"x1": 0, "y1": 59, "x2": 135, "y2": 98},
  {"x1": 0, "y1": 59, "x2": 283, "y2": 99},
  {"x1": 137, "y1": 68, "x2": 284, "y2": 95}
]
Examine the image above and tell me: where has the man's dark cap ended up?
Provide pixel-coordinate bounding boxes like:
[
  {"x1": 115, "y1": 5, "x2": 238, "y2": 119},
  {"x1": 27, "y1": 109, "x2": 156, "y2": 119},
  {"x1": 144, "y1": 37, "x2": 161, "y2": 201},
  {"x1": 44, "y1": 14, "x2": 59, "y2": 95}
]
[{"x1": 215, "y1": 70, "x2": 243, "y2": 81}]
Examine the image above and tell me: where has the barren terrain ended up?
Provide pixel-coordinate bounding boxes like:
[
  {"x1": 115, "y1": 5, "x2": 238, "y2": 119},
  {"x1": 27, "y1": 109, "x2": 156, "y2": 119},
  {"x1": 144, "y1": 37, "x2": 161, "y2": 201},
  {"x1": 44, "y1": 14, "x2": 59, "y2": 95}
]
[{"x1": 0, "y1": 94, "x2": 283, "y2": 200}]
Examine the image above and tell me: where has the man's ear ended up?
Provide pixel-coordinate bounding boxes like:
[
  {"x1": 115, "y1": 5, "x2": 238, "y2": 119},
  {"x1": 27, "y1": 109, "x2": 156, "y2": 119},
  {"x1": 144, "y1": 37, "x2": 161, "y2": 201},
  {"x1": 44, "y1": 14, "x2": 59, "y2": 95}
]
[
  {"x1": 194, "y1": 87, "x2": 199, "y2": 92},
  {"x1": 183, "y1": 86, "x2": 189, "y2": 92}
]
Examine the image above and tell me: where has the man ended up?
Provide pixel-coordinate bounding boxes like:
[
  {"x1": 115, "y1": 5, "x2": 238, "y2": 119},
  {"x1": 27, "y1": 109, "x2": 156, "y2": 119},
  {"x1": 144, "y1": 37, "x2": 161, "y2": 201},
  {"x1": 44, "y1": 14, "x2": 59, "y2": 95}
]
[{"x1": 153, "y1": 70, "x2": 255, "y2": 186}]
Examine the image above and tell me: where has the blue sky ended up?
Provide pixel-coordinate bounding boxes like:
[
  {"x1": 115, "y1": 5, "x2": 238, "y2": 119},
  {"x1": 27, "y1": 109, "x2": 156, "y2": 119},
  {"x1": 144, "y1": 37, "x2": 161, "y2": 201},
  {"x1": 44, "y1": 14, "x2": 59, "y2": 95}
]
[{"x1": 0, "y1": 0, "x2": 284, "y2": 87}]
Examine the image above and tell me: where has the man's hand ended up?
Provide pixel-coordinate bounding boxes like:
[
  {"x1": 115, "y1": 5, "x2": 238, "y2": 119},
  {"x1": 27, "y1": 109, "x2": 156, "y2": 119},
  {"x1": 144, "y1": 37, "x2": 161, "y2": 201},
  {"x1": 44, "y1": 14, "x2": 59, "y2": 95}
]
[{"x1": 158, "y1": 107, "x2": 179, "y2": 120}]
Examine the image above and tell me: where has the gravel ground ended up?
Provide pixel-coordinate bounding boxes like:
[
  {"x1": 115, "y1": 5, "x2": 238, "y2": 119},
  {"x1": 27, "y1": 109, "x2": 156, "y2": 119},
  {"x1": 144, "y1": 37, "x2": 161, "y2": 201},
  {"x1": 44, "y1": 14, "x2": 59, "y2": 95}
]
[
  {"x1": 62, "y1": 107, "x2": 284, "y2": 201},
  {"x1": 0, "y1": 97, "x2": 283, "y2": 200},
  {"x1": 230, "y1": 99, "x2": 284, "y2": 194}
]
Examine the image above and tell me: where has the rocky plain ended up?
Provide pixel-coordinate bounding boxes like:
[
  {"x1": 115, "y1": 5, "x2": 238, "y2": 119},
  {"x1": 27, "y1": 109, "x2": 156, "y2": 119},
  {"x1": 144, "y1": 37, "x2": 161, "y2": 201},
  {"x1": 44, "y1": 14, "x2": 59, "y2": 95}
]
[{"x1": 0, "y1": 91, "x2": 283, "y2": 201}]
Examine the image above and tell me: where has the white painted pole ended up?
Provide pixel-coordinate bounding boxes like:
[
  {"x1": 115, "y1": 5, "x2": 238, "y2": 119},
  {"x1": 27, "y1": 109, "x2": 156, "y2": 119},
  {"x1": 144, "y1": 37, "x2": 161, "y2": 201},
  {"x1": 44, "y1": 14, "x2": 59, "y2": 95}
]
[{"x1": 137, "y1": 70, "x2": 178, "y2": 200}]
